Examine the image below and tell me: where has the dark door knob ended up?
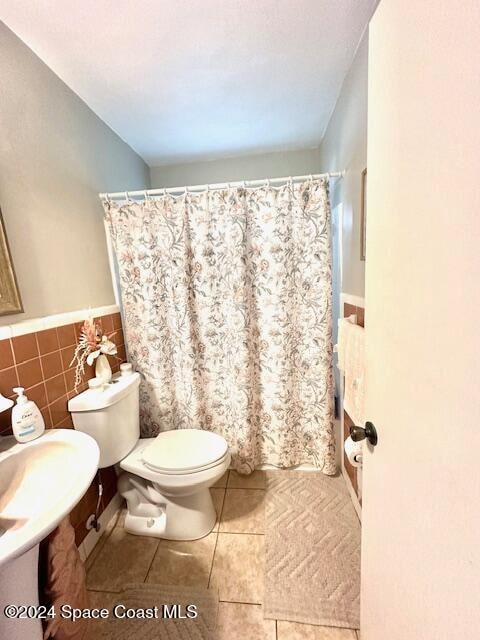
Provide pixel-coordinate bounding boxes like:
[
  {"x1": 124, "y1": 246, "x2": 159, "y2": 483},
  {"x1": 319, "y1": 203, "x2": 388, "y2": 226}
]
[{"x1": 350, "y1": 421, "x2": 378, "y2": 446}]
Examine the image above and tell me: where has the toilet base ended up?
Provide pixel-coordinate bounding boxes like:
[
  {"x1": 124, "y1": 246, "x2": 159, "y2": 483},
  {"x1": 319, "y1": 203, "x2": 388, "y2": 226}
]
[{"x1": 118, "y1": 471, "x2": 217, "y2": 540}]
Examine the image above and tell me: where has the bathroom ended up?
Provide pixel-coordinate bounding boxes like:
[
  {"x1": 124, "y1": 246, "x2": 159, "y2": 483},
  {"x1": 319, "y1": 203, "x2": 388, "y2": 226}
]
[{"x1": 0, "y1": 2, "x2": 479, "y2": 639}]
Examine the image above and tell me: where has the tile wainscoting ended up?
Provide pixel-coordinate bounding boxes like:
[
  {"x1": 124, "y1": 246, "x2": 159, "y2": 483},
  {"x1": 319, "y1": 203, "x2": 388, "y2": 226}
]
[{"x1": 0, "y1": 307, "x2": 126, "y2": 545}]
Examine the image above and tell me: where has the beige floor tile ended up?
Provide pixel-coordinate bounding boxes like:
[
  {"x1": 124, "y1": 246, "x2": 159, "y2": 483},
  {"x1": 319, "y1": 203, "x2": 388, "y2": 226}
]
[
  {"x1": 213, "y1": 470, "x2": 229, "y2": 488},
  {"x1": 84, "y1": 507, "x2": 127, "y2": 571},
  {"x1": 277, "y1": 621, "x2": 357, "y2": 640},
  {"x1": 220, "y1": 489, "x2": 265, "y2": 533},
  {"x1": 87, "y1": 527, "x2": 159, "y2": 591},
  {"x1": 217, "y1": 602, "x2": 276, "y2": 639},
  {"x1": 228, "y1": 469, "x2": 266, "y2": 489},
  {"x1": 211, "y1": 488, "x2": 226, "y2": 532},
  {"x1": 85, "y1": 535, "x2": 108, "y2": 572},
  {"x1": 210, "y1": 533, "x2": 264, "y2": 604},
  {"x1": 146, "y1": 532, "x2": 217, "y2": 588}
]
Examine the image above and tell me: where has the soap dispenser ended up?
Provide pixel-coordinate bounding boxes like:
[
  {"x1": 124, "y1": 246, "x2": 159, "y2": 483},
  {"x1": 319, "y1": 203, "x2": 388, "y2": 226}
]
[{"x1": 11, "y1": 387, "x2": 45, "y2": 443}]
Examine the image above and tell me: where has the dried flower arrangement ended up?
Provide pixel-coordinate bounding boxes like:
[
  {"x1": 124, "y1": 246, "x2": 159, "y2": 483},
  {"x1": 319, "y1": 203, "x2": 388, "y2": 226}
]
[{"x1": 70, "y1": 317, "x2": 118, "y2": 391}]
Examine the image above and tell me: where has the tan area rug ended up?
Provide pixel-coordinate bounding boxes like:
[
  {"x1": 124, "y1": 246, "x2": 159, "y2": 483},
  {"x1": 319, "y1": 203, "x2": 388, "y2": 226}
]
[
  {"x1": 96, "y1": 584, "x2": 218, "y2": 639},
  {"x1": 264, "y1": 471, "x2": 360, "y2": 629}
]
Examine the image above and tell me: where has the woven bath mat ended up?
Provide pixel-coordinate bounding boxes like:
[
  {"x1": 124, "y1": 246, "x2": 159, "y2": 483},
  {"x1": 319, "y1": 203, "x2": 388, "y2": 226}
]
[
  {"x1": 95, "y1": 583, "x2": 218, "y2": 639},
  {"x1": 264, "y1": 471, "x2": 360, "y2": 629}
]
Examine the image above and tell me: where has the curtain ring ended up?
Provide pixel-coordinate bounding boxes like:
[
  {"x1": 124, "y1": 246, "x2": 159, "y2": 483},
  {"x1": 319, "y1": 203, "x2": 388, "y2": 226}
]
[{"x1": 124, "y1": 191, "x2": 129, "y2": 202}]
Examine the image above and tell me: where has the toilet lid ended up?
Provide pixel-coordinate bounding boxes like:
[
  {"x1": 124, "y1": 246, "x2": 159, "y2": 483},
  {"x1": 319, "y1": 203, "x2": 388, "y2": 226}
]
[{"x1": 141, "y1": 429, "x2": 228, "y2": 473}]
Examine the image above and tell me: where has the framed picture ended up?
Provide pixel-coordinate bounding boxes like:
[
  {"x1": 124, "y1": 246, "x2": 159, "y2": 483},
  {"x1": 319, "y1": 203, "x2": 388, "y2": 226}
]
[
  {"x1": 0, "y1": 208, "x2": 23, "y2": 316},
  {"x1": 360, "y1": 168, "x2": 367, "y2": 261}
]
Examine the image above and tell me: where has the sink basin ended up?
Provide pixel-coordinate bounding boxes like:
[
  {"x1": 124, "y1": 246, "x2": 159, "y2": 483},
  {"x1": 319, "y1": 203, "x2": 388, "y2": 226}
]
[
  {"x1": 0, "y1": 429, "x2": 99, "y2": 639},
  {"x1": 0, "y1": 428, "x2": 99, "y2": 567}
]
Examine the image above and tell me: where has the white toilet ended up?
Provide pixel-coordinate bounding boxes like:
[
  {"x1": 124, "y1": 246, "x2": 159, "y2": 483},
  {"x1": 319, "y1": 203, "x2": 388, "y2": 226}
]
[{"x1": 68, "y1": 371, "x2": 230, "y2": 540}]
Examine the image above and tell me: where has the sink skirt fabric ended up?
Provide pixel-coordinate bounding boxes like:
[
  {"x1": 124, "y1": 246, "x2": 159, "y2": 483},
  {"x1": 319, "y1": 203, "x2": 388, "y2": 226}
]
[{"x1": 42, "y1": 516, "x2": 88, "y2": 640}]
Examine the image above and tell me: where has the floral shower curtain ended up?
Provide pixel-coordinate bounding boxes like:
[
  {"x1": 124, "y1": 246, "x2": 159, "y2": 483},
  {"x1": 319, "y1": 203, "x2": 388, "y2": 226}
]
[{"x1": 103, "y1": 179, "x2": 335, "y2": 474}]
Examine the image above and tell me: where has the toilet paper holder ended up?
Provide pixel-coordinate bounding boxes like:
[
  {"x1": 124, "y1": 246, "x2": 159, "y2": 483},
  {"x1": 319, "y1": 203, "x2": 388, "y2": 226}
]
[{"x1": 350, "y1": 421, "x2": 378, "y2": 447}]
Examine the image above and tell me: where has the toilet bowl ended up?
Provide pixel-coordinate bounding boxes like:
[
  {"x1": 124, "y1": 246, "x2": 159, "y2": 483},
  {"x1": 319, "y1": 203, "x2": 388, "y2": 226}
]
[
  {"x1": 68, "y1": 372, "x2": 230, "y2": 540},
  {"x1": 118, "y1": 430, "x2": 230, "y2": 539}
]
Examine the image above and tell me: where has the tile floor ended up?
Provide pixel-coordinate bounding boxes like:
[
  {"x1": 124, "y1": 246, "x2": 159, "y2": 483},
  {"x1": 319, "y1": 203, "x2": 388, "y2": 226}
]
[{"x1": 86, "y1": 469, "x2": 359, "y2": 639}]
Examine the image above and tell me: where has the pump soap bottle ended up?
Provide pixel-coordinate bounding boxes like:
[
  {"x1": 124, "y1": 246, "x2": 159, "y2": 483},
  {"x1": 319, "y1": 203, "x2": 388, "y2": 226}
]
[{"x1": 11, "y1": 387, "x2": 45, "y2": 443}]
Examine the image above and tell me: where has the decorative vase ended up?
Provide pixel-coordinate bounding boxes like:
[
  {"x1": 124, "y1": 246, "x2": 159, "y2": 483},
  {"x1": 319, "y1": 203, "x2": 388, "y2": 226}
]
[{"x1": 95, "y1": 354, "x2": 112, "y2": 383}]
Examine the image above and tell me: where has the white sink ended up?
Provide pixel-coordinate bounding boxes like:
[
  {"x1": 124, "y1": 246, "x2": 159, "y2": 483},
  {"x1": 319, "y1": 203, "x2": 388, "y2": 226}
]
[{"x1": 0, "y1": 429, "x2": 99, "y2": 639}]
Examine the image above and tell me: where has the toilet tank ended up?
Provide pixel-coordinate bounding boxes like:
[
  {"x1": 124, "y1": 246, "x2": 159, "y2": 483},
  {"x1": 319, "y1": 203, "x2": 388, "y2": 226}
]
[{"x1": 68, "y1": 372, "x2": 141, "y2": 468}]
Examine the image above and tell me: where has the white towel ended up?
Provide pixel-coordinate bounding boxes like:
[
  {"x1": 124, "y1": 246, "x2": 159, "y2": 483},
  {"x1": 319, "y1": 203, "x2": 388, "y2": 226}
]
[{"x1": 340, "y1": 322, "x2": 365, "y2": 426}]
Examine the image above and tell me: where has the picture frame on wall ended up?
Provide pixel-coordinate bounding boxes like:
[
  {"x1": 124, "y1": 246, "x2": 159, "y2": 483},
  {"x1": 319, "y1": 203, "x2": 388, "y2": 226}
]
[
  {"x1": 360, "y1": 168, "x2": 367, "y2": 261},
  {"x1": 0, "y1": 207, "x2": 23, "y2": 316}
]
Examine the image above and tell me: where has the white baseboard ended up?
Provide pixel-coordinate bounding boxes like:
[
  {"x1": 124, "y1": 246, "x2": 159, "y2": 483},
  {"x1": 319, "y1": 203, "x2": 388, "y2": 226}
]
[
  {"x1": 78, "y1": 493, "x2": 123, "y2": 561},
  {"x1": 342, "y1": 468, "x2": 362, "y2": 522}
]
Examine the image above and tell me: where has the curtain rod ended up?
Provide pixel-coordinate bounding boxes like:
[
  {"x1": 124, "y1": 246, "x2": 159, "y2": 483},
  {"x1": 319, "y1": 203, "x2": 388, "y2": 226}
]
[{"x1": 99, "y1": 171, "x2": 345, "y2": 200}]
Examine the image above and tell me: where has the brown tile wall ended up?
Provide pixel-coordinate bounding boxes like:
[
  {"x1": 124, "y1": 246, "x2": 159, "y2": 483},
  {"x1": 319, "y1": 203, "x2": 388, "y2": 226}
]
[
  {"x1": 343, "y1": 301, "x2": 364, "y2": 505},
  {"x1": 343, "y1": 302, "x2": 365, "y2": 328},
  {"x1": 0, "y1": 312, "x2": 126, "y2": 545}
]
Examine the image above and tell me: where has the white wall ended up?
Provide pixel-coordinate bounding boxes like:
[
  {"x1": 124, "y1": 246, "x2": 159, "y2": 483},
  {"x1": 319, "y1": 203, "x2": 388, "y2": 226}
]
[
  {"x1": 150, "y1": 148, "x2": 321, "y2": 187},
  {"x1": 0, "y1": 23, "x2": 150, "y2": 326},
  {"x1": 320, "y1": 34, "x2": 368, "y2": 298}
]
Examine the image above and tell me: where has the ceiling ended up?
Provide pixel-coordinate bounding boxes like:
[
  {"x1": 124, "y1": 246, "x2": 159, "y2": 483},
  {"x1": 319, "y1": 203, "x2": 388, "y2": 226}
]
[{"x1": 1, "y1": 1, "x2": 377, "y2": 167}]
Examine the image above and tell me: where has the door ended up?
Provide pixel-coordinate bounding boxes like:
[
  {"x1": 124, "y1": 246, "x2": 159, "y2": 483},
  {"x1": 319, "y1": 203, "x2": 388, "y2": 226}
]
[{"x1": 362, "y1": 2, "x2": 480, "y2": 639}]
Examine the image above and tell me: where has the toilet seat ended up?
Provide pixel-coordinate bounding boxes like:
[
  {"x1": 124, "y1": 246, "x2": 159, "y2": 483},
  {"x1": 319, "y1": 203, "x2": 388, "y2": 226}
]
[{"x1": 141, "y1": 429, "x2": 229, "y2": 475}]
